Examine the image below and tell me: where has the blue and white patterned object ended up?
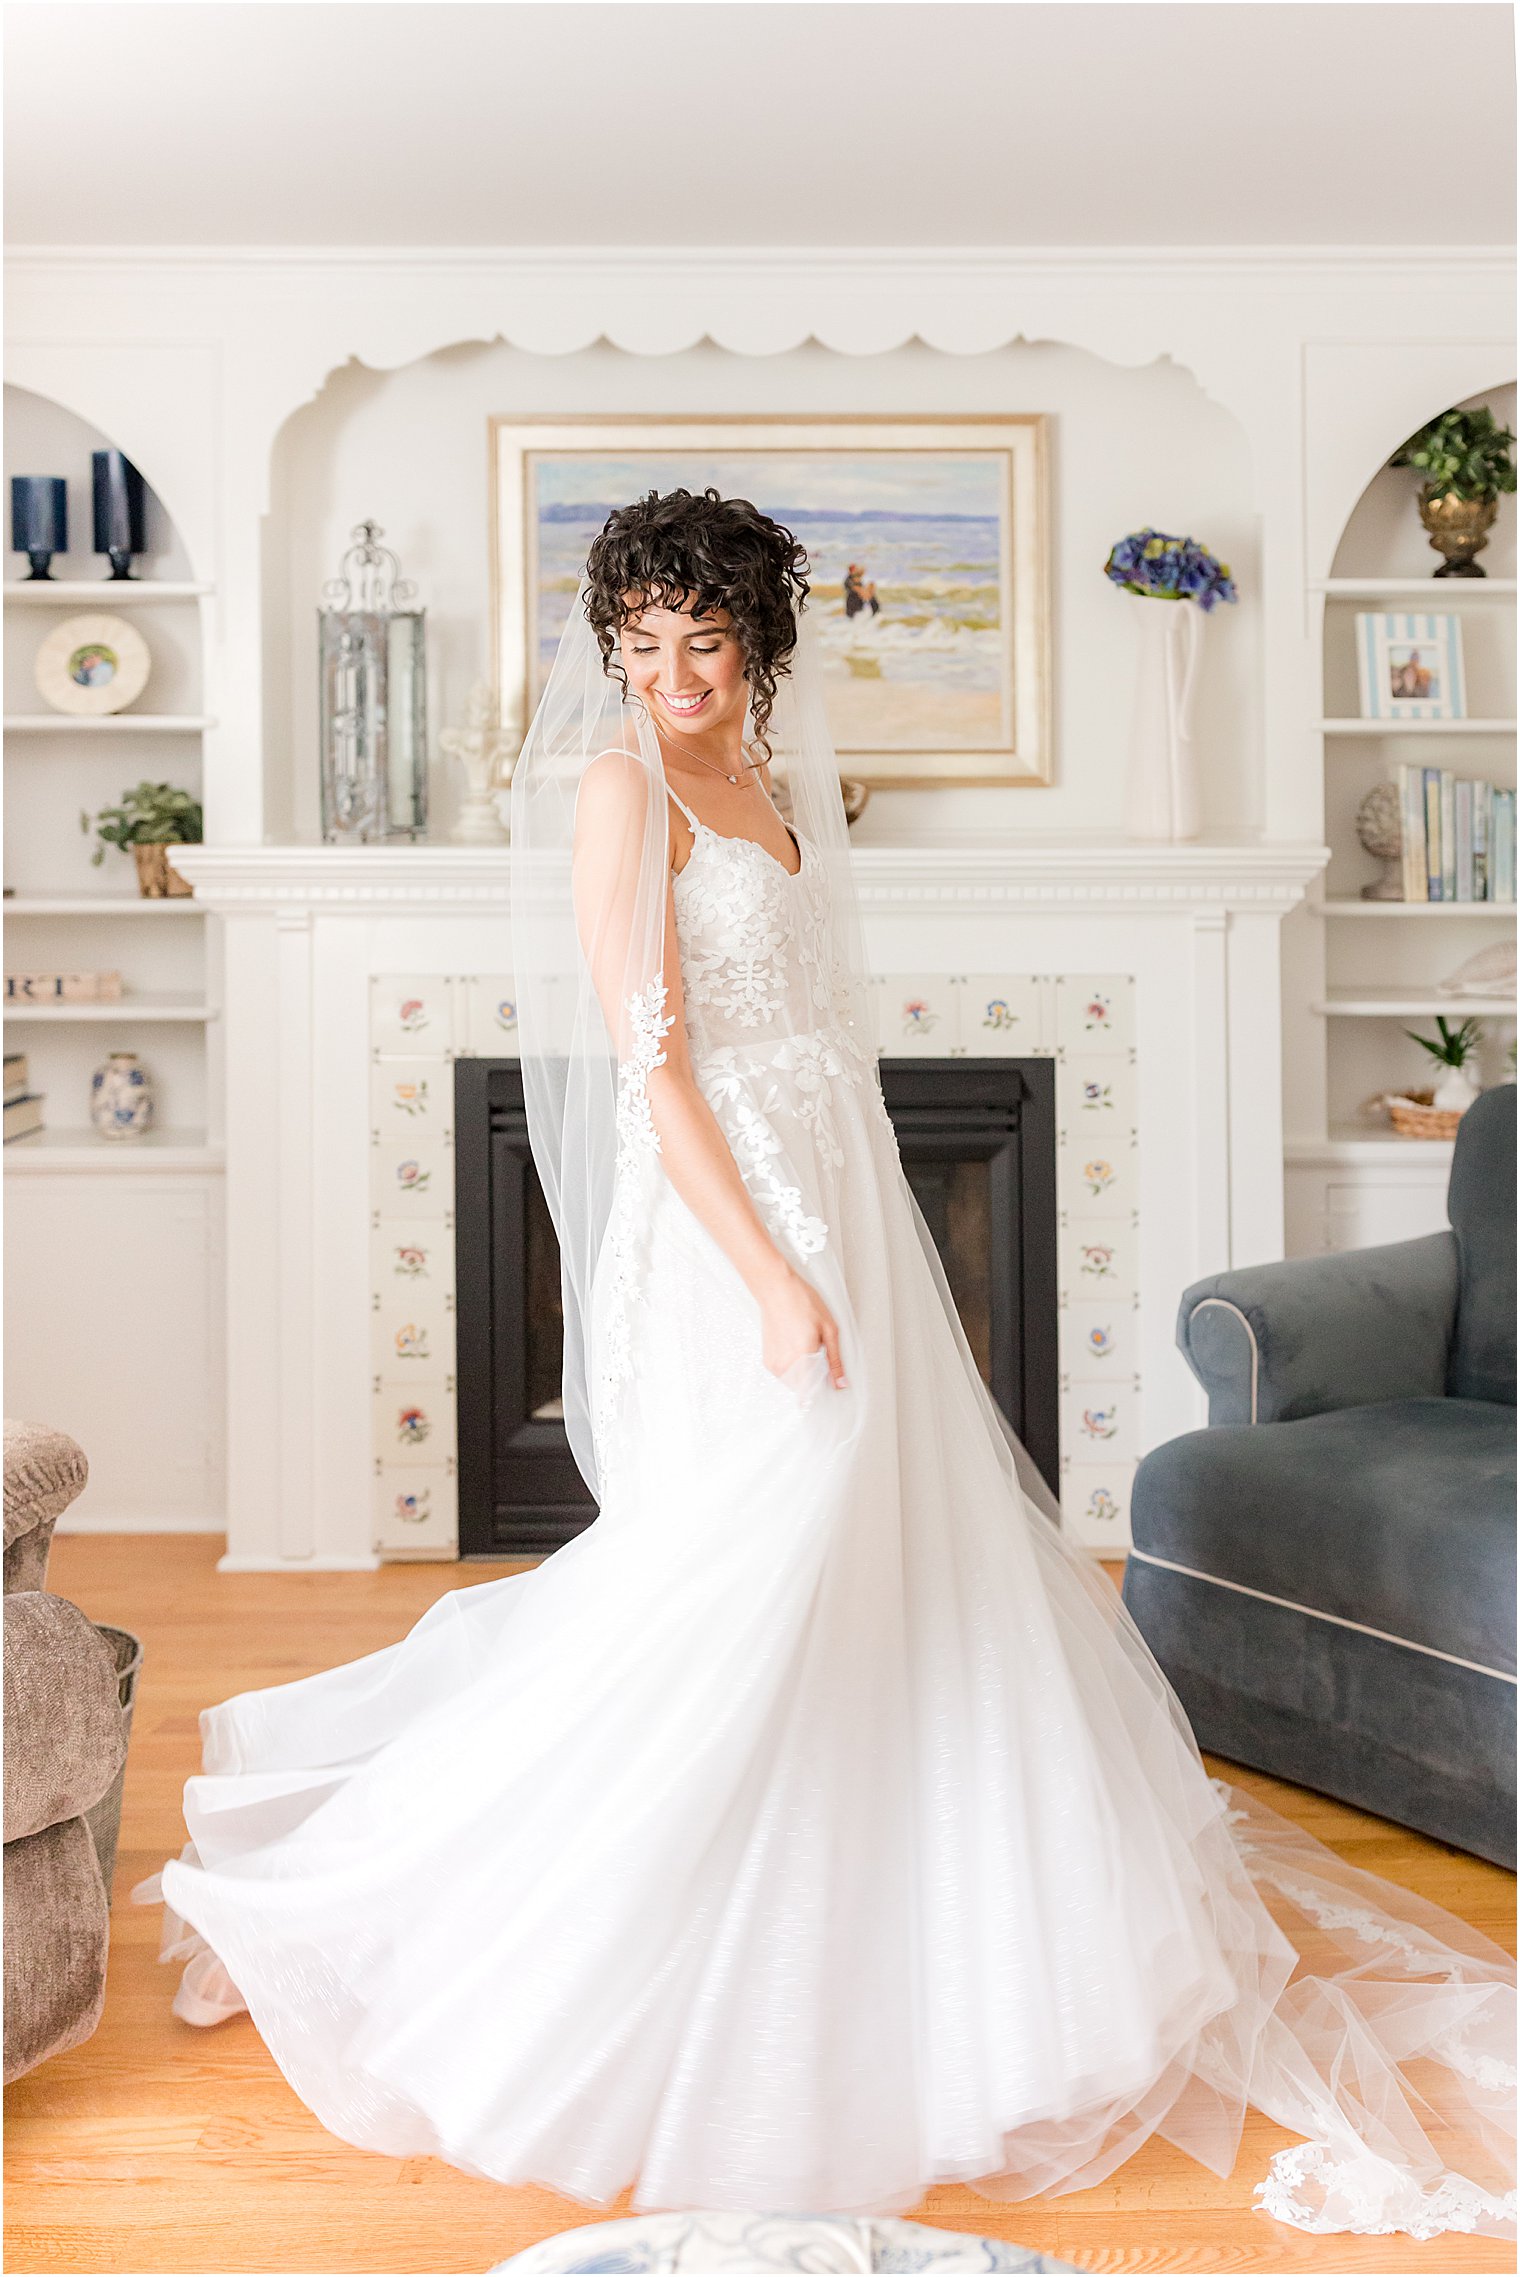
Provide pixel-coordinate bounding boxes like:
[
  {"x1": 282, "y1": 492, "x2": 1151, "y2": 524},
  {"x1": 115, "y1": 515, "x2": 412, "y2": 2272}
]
[
  {"x1": 90, "y1": 1048, "x2": 154, "y2": 1138},
  {"x1": 491, "y1": 2212, "x2": 1078, "y2": 2274}
]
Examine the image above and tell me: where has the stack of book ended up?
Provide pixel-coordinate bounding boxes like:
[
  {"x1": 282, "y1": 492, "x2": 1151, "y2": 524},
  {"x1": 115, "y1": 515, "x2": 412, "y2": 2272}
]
[
  {"x1": 1397, "y1": 767, "x2": 1517, "y2": 903},
  {"x1": 4, "y1": 1052, "x2": 44, "y2": 1144}
]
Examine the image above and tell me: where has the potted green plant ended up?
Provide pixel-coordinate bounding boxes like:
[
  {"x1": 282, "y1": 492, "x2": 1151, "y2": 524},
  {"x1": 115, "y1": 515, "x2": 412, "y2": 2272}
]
[
  {"x1": 1390, "y1": 405, "x2": 1516, "y2": 578},
  {"x1": 79, "y1": 779, "x2": 203, "y2": 897},
  {"x1": 1399, "y1": 1014, "x2": 1485, "y2": 1125}
]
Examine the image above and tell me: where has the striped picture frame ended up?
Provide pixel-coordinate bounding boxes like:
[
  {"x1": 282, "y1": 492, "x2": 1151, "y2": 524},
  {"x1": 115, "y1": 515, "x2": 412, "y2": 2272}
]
[{"x1": 1355, "y1": 611, "x2": 1466, "y2": 721}]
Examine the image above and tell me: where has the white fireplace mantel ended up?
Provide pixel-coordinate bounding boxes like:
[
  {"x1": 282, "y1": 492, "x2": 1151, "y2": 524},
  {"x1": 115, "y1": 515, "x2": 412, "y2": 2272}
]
[
  {"x1": 174, "y1": 839, "x2": 1326, "y2": 913},
  {"x1": 171, "y1": 837, "x2": 1325, "y2": 1572}
]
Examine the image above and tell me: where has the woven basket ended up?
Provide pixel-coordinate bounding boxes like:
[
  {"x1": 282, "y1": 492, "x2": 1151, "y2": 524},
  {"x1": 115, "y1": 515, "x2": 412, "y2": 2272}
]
[
  {"x1": 1387, "y1": 1089, "x2": 1464, "y2": 1141},
  {"x1": 82, "y1": 1624, "x2": 143, "y2": 1907}
]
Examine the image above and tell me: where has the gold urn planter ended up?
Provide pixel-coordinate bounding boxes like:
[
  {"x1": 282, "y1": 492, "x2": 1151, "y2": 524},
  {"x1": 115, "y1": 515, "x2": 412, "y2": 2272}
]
[
  {"x1": 1418, "y1": 487, "x2": 1500, "y2": 579},
  {"x1": 132, "y1": 842, "x2": 196, "y2": 898}
]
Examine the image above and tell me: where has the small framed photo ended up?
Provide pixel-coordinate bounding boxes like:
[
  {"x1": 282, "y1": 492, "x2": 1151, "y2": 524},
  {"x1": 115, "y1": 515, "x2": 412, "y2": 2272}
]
[{"x1": 1355, "y1": 612, "x2": 1466, "y2": 721}]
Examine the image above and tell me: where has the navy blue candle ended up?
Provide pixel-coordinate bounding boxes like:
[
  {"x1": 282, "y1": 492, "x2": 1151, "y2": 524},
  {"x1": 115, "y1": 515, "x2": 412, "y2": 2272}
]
[
  {"x1": 92, "y1": 450, "x2": 146, "y2": 579},
  {"x1": 11, "y1": 476, "x2": 68, "y2": 580}
]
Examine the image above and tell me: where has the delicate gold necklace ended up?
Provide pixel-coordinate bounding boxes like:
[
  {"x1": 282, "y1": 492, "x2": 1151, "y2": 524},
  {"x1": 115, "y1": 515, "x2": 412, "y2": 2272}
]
[{"x1": 651, "y1": 719, "x2": 763, "y2": 788}]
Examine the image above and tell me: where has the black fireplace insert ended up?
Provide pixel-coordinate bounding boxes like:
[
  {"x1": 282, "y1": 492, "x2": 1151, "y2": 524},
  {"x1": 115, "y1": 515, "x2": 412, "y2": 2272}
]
[{"x1": 455, "y1": 1056, "x2": 1058, "y2": 1559}]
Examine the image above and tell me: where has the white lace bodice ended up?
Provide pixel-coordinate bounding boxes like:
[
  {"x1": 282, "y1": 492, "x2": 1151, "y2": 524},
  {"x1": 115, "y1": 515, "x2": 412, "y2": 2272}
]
[
  {"x1": 594, "y1": 800, "x2": 884, "y2": 1463},
  {"x1": 670, "y1": 812, "x2": 858, "y2": 1069}
]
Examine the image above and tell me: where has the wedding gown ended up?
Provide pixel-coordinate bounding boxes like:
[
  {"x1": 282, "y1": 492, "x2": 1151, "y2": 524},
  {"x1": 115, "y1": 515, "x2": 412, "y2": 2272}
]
[{"x1": 135, "y1": 789, "x2": 1515, "y2": 2239}]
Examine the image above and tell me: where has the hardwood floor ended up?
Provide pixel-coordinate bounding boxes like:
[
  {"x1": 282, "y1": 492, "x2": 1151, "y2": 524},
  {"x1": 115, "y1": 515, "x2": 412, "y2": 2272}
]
[{"x1": 5, "y1": 1534, "x2": 1513, "y2": 2277}]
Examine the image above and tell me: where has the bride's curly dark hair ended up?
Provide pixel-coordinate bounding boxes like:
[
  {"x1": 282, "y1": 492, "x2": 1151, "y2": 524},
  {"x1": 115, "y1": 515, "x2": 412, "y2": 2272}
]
[{"x1": 583, "y1": 487, "x2": 811, "y2": 758}]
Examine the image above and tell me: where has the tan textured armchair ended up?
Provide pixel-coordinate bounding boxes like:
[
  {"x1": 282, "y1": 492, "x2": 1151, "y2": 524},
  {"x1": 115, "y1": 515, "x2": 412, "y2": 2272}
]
[{"x1": 3, "y1": 1419, "x2": 128, "y2": 2083}]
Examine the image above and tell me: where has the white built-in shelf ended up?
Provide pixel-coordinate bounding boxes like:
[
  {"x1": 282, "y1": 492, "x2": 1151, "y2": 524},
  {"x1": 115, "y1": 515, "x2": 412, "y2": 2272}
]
[
  {"x1": 1317, "y1": 898, "x2": 1516, "y2": 917},
  {"x1": 1313, "y1": 578, "x2": 1517, "y2": 600},
  {"x1": 4, "y1": 714, "x2": 215, "y2": 734},
  {"x1": 3, "y1": 993, "x2": 216, "y2": 1023},
  {"x1": 3, "y1": 582, "x2": 215, "y2": 604},
  {"x1": 1315, "y1": 989, "x2": 1516, "y2": 1018},
  {"x1": 3, "y1": 894, "x2": 204, "y2": 916},
  {"x1": 1285, "y1": 1127, "x2": 1456, "y2": 1165},
  {"x1": 1318, "y1": 717, "x2": 1518, "y2": 735},
  {"x1": 2, "y1": 1125, "x2": 223, "y2": 1172}
]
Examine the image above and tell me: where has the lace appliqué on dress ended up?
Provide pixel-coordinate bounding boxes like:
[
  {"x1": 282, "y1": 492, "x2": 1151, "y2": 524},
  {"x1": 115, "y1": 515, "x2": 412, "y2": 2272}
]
[
  {"x1": 1212, "y1": 1778, "x2": 1518, "y2": 2241},
  {"x1": 698, "y1": 1050, "x2": 829, "y2": 1259},
  {"x1": 1257, "y1": 2142, "x2": 1517, "y2": 2241},
  {"x1": 596, "y1": 977, "x2": 675, "y2": 1466},
  {"x1": 674, "y1": 838, "x2": 792, "y2": 1033}
]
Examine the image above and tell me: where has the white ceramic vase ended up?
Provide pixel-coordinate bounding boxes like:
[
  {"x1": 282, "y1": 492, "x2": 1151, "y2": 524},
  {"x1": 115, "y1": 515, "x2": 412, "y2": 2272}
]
[
  {"x1": 1432, "y1": 1064, "x2": 1481, "y2": 1115},
  {"x1": 1123, "y1": 596, "x2": 1204, "y2": 842},
  {"x1": 90, "y1": 1049, "x2": 155, "y2": 1139}
]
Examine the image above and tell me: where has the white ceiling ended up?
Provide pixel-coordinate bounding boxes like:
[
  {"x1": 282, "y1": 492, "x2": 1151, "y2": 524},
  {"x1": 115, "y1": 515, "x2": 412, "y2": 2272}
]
[{"x1": 5, "y1": 1, "x2": 1514, "y2": 249}]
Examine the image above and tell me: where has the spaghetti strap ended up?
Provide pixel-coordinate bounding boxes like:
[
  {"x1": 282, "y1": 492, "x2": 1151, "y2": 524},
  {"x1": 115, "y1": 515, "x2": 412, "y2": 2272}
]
[{"x1": 665, "y1": 783, "x2": 701, "y2": 832}]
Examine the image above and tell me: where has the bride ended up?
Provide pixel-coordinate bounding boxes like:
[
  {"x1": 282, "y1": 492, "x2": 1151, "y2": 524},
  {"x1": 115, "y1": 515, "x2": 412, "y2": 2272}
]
[{"x1": 135, "y1": 488, "x2": 1514, "y2": 2241}]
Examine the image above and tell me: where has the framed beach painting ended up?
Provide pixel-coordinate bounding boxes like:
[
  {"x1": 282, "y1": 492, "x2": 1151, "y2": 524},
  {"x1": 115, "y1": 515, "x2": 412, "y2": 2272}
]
[{"x1": 490, "y1": 415, "x2": 1053, "y2": 787}]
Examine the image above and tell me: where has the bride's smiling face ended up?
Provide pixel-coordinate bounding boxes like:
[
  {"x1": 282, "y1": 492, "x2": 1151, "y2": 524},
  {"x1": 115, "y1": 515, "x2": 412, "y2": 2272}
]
[{"x1": 619, "y1": 597, "x2": 748, "y2": 742}]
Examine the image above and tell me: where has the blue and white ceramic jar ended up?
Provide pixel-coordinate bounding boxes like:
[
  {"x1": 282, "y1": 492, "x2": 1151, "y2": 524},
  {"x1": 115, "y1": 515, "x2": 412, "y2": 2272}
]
[{"x1": 90, "y1": 1049, "x2": 154, "y2": 1139}]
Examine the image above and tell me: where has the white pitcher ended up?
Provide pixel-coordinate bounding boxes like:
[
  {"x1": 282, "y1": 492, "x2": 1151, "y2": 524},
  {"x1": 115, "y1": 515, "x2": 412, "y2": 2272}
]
[{"x1": 1123, "y1": 596, "x2": 1204, "y2": 842}]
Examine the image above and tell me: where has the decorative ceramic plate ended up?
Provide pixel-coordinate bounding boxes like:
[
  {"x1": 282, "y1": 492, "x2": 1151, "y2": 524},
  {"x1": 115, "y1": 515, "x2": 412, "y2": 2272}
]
[{"x1": 34, "y1": 613, "x2": 151, "y2": 716}]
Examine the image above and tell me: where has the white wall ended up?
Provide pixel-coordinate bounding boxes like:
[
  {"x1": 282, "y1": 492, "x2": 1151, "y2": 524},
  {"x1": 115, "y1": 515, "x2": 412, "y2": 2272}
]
[{"x1": 266, "y1": 336, "x2": 1261, "y2": 847}]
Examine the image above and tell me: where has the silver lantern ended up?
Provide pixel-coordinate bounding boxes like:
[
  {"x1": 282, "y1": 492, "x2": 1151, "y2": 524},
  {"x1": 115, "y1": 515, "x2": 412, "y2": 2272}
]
[{"x1": 318, "y1": 521, "x2": 428, "y2": 843}]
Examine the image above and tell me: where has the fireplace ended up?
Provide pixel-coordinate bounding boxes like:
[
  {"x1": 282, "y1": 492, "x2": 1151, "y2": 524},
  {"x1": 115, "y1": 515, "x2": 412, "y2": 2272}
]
[
  {"x1": 454, "y1": 1057, "x2": 1058, "y2": 1560},
  {"x1": 162, "y1": 846, "x2": 1322, "y2": 1573}
]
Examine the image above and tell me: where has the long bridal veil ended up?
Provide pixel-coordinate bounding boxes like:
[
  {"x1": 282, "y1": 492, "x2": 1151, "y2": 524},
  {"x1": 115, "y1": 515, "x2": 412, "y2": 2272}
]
[
  {"x1": 508, "y1": 573, "x2": 877, "y2": 1501},
  {"x1": 133, "y1": 571, "x2": 1513, "y2": 2242},
  {"x1": 504, "y1": 577, "x2": 1514, "y2": 2240},
  {"x1": 508, "y1": 574, "x2": 1063, "y2": 1527}
]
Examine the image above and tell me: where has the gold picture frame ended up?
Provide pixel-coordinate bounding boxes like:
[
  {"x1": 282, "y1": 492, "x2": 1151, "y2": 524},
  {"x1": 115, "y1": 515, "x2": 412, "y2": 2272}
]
[{"x1": 489, "y1": 413, "x2": 1052, "y2": 788}]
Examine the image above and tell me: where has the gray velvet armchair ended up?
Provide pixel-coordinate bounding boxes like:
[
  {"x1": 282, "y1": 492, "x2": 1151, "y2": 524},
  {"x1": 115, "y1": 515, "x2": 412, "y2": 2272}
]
[{"x1": 1124, "y1": 1082, "x2": 1516, "y2": 1868}]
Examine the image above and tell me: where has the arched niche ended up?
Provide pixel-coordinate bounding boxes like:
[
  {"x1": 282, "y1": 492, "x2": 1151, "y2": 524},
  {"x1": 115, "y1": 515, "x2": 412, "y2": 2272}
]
[
  {"x1": 1331, "y1": 379, "x2": 1517, "y2": 583},
  {"x1": 3, "y1": 384, "x2": 206, "y2": 732},
  {"x1": 1316, "y1": 378, "x2": 1516, "y2": 1140},
  {"x1": 1323, "y1": 377, "x2": 1517, "y2": 736},
  {"x1": 260, "y1": 332, "x2": 1260, "y2": 846},
  {"x1": 3, "y1": 383, "x2": 197, "y2": 586},
  {"x1": 2, "y1": 382, "x2": 208, "y2": 1136}
]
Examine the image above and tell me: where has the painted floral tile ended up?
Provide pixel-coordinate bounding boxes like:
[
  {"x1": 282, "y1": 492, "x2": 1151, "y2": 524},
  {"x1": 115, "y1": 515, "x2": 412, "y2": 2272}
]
[
  {"x1": 370, "y1": 1269, "x2": 455, "y2": 1376},
  {"x1": 1059, "y1": 1300, "x2": 1138, "y2": 1378},
  {"x1": 1059, "y1": 1222, "x2": 1137, "y2": 1305},
  {"x1": 1061, "y1": 1462, "x2": 1135, "y2": 1551},
  {"x1": 875, "y1": 975, "x2": 959, "y2": 1056},
  {"x1": 1055, "y1": 974, "x2": 1134, "y2": 1057},
  {"x1": 373, "y1": 1375, "x2": 456, "y2": 1469},
  {"x1": 1061, "y1": 1376, "x2": 1141, "y2": 1462},
  {"x1": 957, "y1": 975, "x2": 1052, "y2": 1058},
  {"x1": 372, "y1": 1139, "x2": 451, "y2": 1219},
  {"x1": 370, "y1": 1056, "x2": 455, "y2": 1142},
  {"x1": 372, "y1": 1464, "x2": 458, "y2": 1557},
  {"x1": 463, "y1": 974, "x2": 521, "y2": 1059},
  {"x1": 1057, "y1": 1131, "x2": 1138, "y2": 1217},
  {"x1": 1056, "y1": 1054, "x2": 1137, "y2": 1140},
  {"x1": 369, "y1": 973, "x2": 459, "y2": 1057},
  {"x1": 371, "y1": 1218, "x2": 453, "y2": 1293}
]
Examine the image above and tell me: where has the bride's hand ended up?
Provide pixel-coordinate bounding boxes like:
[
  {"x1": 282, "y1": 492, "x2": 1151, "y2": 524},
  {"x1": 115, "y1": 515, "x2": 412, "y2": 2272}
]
[{"x1": 759, "y1": 1268, "x2": 847, "y2": 1390}]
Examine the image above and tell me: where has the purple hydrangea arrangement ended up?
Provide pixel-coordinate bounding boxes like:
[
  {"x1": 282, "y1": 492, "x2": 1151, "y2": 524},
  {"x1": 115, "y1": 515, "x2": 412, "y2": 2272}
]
[{"x1": 1104, "y1": 528, "x2": 1238, "y2": 612}]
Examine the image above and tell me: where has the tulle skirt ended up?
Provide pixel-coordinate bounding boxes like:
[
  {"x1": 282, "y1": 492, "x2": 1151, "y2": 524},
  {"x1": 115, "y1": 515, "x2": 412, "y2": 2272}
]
[{"x1": 134, "y1": 1076, "x2": 1516, "y2": 2239}]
